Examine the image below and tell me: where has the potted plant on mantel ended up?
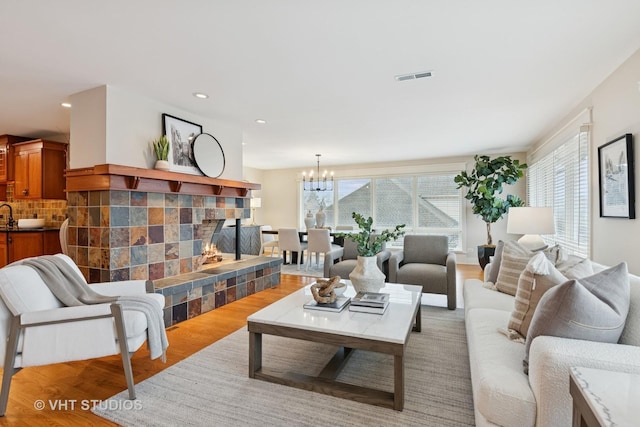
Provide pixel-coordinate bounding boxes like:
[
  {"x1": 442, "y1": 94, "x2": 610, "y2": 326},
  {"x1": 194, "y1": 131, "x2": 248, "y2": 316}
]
[
  {"x1": 454, "y1": 155, "x2": 527, "y2": 269},
  {"x1": 338, "y1": 212, "x2": 406, "y2": 293},
  {"x1": 152, "y1": 136, "x2": 171, "y2": 171}
]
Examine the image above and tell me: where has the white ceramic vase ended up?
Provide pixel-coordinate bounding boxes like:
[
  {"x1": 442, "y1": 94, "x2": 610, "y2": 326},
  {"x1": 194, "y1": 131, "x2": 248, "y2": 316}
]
[
  {"x1": 315, "y1": 208, "x2": 326, "y2": 228},
  {"x1": 155, "y1": 160, "x2": 170, "y2": 171},
  {"x1": 349, "y1": 255, "x2": 385, "y2": 294},
  {"x1": 304, "y1": 211, "x2": 315, "y2": 230}
]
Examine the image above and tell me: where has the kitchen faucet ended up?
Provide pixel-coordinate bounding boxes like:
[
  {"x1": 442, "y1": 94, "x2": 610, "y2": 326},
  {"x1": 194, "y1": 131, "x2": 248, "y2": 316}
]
[{"x1": 0, "y1": 204, "x2": 14, "y2": 228}]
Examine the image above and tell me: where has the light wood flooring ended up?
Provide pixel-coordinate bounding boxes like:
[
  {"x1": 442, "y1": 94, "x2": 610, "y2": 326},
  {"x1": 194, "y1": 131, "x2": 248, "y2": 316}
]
[{"x1": 0, "y1": 265, "x2": 482, "y2": 426}]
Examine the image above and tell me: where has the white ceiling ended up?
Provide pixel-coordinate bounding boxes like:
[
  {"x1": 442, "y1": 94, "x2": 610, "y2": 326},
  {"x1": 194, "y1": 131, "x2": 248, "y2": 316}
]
[{"x1": 2, "y1": 1, "x2": 640, "y2": 170}]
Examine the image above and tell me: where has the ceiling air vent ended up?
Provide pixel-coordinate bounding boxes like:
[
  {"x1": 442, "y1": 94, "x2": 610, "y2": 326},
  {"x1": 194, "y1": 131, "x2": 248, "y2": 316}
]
[{"x1": 394, "y1": 70, "x2": 433, "y2": 82}]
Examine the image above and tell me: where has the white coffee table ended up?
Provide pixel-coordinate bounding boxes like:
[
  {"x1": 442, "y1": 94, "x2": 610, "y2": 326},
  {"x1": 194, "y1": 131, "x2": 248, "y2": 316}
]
[{"x1": 247, "y1": 281, "x2": 422, "y2": 411}]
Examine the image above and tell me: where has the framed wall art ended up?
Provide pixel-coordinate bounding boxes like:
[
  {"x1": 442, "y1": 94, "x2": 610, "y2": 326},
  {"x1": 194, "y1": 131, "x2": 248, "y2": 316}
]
[
  {"x1": 162, "y1": 113, "x2": 203, "y2": 175},
  {"x1": 598, "y1": 133, "x2": 635, "y2": 218}
]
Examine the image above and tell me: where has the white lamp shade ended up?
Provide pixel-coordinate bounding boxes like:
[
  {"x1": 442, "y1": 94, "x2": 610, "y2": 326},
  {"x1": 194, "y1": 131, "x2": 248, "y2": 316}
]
[
  {"x1": 507, "y1": 207, "x2": 555, "y2": 235},
  {"x1": 251, "y1": 198, "x2": 262, "y2": 208}
]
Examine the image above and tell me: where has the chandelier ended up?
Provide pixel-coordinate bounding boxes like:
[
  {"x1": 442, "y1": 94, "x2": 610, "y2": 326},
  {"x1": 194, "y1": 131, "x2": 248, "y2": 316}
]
[{"x1": 302, "y1": 154, "x2": 334, "y2": 192}]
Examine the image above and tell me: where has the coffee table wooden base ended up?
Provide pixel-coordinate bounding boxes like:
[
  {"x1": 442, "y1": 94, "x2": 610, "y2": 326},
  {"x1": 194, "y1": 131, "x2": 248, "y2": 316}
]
[{"x1": 248, "y1": 305, "x2": 421, "y2": 411}]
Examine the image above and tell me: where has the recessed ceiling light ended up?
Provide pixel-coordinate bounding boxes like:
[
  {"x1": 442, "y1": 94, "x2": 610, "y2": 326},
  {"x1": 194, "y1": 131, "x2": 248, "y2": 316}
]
[
  {"x1": 193, "y1": 92, "x2": 209, "y2": 99},
  {"x1": 61, "y1": 102, "x2": 72, "y2": 108},
  {"x1": 255, "y1": 119, "x2": 266, "y2": 124}
]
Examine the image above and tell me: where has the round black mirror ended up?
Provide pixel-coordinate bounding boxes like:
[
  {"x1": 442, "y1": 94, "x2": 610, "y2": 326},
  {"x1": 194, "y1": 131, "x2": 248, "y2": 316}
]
[{"x1": 192, "y1": 133, "x2": 225, "y2": 178}]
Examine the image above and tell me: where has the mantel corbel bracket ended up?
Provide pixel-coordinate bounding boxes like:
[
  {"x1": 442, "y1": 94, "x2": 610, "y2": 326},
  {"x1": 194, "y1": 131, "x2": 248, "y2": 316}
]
[
  {"x1": 214, "y1": 186, "x2": 224, "y2": 196},
  {"x1": 170, "y1": 181, "x2": 182, "y2": 192},
  {"x1": 127, "y1": 176, "x2": 141, "y2": 190}
]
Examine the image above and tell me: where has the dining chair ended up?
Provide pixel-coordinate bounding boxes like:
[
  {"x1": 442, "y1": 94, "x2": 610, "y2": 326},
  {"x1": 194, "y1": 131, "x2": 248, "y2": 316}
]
[
  {"x1": 259, "y1": 225, "x2": 279, "y2": 256},
  {"x1": 306, "y1": 228, "x2": 340, "y2": 271},
  {"x1": 277, "y1": 228, "x2": 308, "y2": 269}
]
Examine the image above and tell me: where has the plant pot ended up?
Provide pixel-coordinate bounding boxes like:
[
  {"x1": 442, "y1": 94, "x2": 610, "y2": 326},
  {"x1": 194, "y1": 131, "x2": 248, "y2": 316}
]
[
  {"x1": 154, "y1": 160, "x2": 170, "y2": 171},
  {"x1": 477, "y1": 245, "x2": 496, "y2": 270},
  {"x1": 349, "y1": 255, "x2": 385, "y2": 294}
]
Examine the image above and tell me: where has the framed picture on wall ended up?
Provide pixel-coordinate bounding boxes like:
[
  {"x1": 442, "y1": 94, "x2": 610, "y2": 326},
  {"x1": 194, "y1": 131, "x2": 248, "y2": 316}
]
[
  {"x1": 162, "y1": 113, "x2": 203, "y2": 175},
  {"x1": 598, "y1": 133, "x2": 635, "y2": 218}
]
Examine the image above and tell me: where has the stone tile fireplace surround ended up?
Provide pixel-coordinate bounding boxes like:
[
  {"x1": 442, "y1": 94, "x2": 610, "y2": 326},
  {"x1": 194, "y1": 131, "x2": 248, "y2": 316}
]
[{"x1": 65, "y1": 164, "x2": 282, "y2": 326}]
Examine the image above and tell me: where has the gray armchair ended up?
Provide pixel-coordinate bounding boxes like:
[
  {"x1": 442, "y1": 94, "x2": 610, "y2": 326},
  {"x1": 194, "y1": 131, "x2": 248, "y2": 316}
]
[
  {"x1": 323, "y1": 236, "x2": 391, "y2": 280},
  {"x1": 389, "y1": 235, "x2": 457, "y2": 310}
]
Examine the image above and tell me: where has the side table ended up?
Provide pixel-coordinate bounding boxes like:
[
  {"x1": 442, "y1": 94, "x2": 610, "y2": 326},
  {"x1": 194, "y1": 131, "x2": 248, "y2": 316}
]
[{"x1": 569, "y1": 367, "x2": 640, "y2": 427}]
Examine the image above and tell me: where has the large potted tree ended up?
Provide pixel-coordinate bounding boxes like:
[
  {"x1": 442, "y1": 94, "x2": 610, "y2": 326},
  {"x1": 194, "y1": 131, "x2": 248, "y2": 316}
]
[{"x1": 454, "y1": 155, "x2": 527, "y2": 269}]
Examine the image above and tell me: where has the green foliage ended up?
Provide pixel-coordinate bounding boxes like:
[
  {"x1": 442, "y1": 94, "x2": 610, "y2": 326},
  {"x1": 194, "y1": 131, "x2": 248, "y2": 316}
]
[
  {"x1": 454, "y1": 155, "x2": 527, "y2": 245},
  {"x1": 152, "y1": 136, "x2": 170, "y2": 161},
  {"x1": 337, "y1": 212, "x2": 406, "y2": 257}
]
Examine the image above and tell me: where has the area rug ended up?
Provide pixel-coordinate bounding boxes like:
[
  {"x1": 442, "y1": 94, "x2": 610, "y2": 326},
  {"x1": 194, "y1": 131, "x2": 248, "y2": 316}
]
[
  {"x1": 281, "y1": 262, "x2": 325, "y2": 277},
  {"x1": 93, "y1": 306, "x2": 474, "y2": 426}
]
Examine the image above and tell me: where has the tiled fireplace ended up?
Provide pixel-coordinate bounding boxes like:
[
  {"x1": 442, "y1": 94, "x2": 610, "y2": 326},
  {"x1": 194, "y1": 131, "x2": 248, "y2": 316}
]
[{"x1": 65, "y1": 164, "x2": 282, "y2": 326}]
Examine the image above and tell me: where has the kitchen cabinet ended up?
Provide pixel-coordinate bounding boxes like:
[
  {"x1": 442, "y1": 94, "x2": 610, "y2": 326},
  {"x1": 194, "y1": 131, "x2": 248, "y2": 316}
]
[
  {"x1": 0, "y1": 135, "x2": 30, "y2": 201},
  {"x1": 13, "y1": 139, "x2": 67, "y2": 200},
  {"x1": 0, "y1": 233, "x2": 7, "y2": 268},
  {"x1": 0, "y1": 135, "x2": 30, "y2": 183},
  {"x1": 5, "y1": 230, "x2": 62, "y2": 265}
]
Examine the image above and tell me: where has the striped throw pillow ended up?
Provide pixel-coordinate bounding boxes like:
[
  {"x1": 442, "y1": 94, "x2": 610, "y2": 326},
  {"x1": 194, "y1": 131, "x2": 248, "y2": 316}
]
[
  {"x1": 507, "y1": 253, "x2": 568, "y2": 339},
  {"x1": 495, "y1": 241, "x2": 534, "y2": 296}
]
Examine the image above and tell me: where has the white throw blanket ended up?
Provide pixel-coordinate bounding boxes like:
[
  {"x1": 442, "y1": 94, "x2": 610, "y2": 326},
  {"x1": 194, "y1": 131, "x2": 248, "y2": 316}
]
[{"x1": 22, "y1": 256, "x2": 168, "y2": 361}]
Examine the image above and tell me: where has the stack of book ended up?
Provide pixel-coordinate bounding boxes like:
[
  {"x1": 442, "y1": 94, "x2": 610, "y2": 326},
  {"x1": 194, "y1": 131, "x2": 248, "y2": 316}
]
[
  {"x1": 349, "y1": 291, "x2": 390, "y2": 314},
  {"x1": 303, "y1": 296, "x2": 350, "y2": 312}
]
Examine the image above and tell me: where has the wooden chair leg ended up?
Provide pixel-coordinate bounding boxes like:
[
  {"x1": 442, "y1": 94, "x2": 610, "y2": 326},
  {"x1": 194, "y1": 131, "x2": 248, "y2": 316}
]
[
  {"x1": 0, "y1": 316, "x2": 22, "y2": 416},
  {"x1": 111, "y1": 304, "x2": 136, "y2": 400}
]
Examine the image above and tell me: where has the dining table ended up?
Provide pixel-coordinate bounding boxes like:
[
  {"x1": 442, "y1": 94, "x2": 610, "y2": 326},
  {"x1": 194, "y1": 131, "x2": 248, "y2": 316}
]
[{"x1": 261, "y1": 228, "x2": 349, "y2": 264}]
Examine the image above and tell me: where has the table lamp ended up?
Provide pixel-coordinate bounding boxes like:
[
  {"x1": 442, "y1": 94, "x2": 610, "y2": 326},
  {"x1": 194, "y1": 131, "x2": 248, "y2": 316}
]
[
  {"x1": 250, "y1": 197, "x2": 261, "y2": 225},
  {"x1": 507, "y1": 207, "x2": 555, "y2": 250}
]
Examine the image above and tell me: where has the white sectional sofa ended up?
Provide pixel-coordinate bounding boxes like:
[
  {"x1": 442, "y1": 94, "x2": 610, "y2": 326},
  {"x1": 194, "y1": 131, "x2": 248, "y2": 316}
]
[{"x1": 463, "y1": 261, "x2": 640, "y2": 427}]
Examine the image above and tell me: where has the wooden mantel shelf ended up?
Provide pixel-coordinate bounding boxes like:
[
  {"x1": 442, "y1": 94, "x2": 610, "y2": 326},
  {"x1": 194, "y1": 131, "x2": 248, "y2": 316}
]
[{"x1": 65, "y1": 164, "x2": 260, "y2": 197}]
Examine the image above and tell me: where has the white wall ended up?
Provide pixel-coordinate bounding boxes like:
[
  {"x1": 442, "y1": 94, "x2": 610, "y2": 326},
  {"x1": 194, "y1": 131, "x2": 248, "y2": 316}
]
[
  {"x1": 69, "y1": 86, "x2": 107, "y2": 168},
  {"x1": 530, "y1": 47, "x2": 640, "y2": 274},
  {"x1": 251, "y1": 153, "x2": 526, "y2": 265},
  {"x1": 69, "y1": 85, "x2": 244, "y2": 180}
]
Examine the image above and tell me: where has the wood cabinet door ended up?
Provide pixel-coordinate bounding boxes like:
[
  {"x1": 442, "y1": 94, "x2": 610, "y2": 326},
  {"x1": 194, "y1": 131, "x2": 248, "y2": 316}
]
[
  {"x1": 14, "y1": 149, "x2": 42, "y2": 199},
  {"x1": 8, "y1": 232, "x2": 44, "y2": 263},
  {"x1": 0, "y1": 233, "x2": 7, "y2": 268},
  {"x1": 43, "y1": 230, "x2": 62, "y2": 255}
]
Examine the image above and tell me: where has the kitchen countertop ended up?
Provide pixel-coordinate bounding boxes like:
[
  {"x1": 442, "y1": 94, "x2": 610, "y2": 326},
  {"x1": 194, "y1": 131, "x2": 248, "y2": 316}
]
[{"x1": 0, "y1": 227, "x2": 61, "y2": 232}]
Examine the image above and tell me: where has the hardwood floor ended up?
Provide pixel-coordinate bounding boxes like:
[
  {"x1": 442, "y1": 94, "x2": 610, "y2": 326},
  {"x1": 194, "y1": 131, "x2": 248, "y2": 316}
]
[{"x1": 0, "y1": 265, "x2": 482, "y2": 426}]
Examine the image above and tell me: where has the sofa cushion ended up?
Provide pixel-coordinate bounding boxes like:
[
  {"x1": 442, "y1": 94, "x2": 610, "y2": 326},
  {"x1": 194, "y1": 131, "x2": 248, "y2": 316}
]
[
  {"x1": 495, "y1": 241, "x2": 536, "y2": 296},
  {"x1": 463, "y1": 279, "x2": 515, "y2": 315},
  {"x1": 524, "y1": 262, "x2": 630, "y2": 371},
  {"x1": 466, "y1": 308, "x2": 537, "y2": 427},
  {"x1": 620, "y1": 271, "x2": 640, "y2": 346},
  {"x1": 556, "y1": 255, "x2": 594, "y2": 279},
  {"x1": 508, "y1": 253, "x2": 568, "y2": 339}
]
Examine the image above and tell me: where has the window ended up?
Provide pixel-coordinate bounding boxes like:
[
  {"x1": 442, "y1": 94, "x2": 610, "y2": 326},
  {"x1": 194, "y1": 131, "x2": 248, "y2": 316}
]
[
  {"x1": 301, "y1": 170, "x2": 463, "y2": 251},
  {"x1": 527, "y1": 129, "x2": 590, "y2": 257}
]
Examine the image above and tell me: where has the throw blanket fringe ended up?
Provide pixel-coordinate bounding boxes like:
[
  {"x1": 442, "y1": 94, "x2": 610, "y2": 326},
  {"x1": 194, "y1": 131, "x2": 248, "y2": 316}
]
[{"x1": 21, "y1": 256, "x2": 168, "y2": 361}]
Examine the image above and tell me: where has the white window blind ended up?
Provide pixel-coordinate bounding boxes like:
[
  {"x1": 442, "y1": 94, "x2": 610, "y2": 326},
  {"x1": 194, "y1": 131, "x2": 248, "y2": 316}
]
[
  {"x1": 301, "y1": 171, "x2": 463, "y2": 251},
  {"x1": 527, "y1": 130, "x2": 590, "y2": 257}
]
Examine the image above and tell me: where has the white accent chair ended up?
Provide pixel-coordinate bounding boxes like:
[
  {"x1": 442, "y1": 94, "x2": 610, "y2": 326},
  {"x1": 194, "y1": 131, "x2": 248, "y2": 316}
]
[
  {"x1": 59, "y1": 218, "x2": 69, "y2": 255},
  {"x1": 259, "y1": 225, "x2": 279, "y2": 256},
  {"x1": 277, "y1": 228, "x2": 307, "y2": 270},
  {"x1": 0, "y1": 254, "x2": 166, "y2": 416},
  {"x1": 306, "y1": 229, "x2": 340, "y2": 271}
]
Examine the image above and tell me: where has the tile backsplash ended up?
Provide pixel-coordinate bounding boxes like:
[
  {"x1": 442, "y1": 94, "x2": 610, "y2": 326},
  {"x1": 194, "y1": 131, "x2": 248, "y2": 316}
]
[{"x1": 0, "y1": 184, "x2": 68, "y2": 227}]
